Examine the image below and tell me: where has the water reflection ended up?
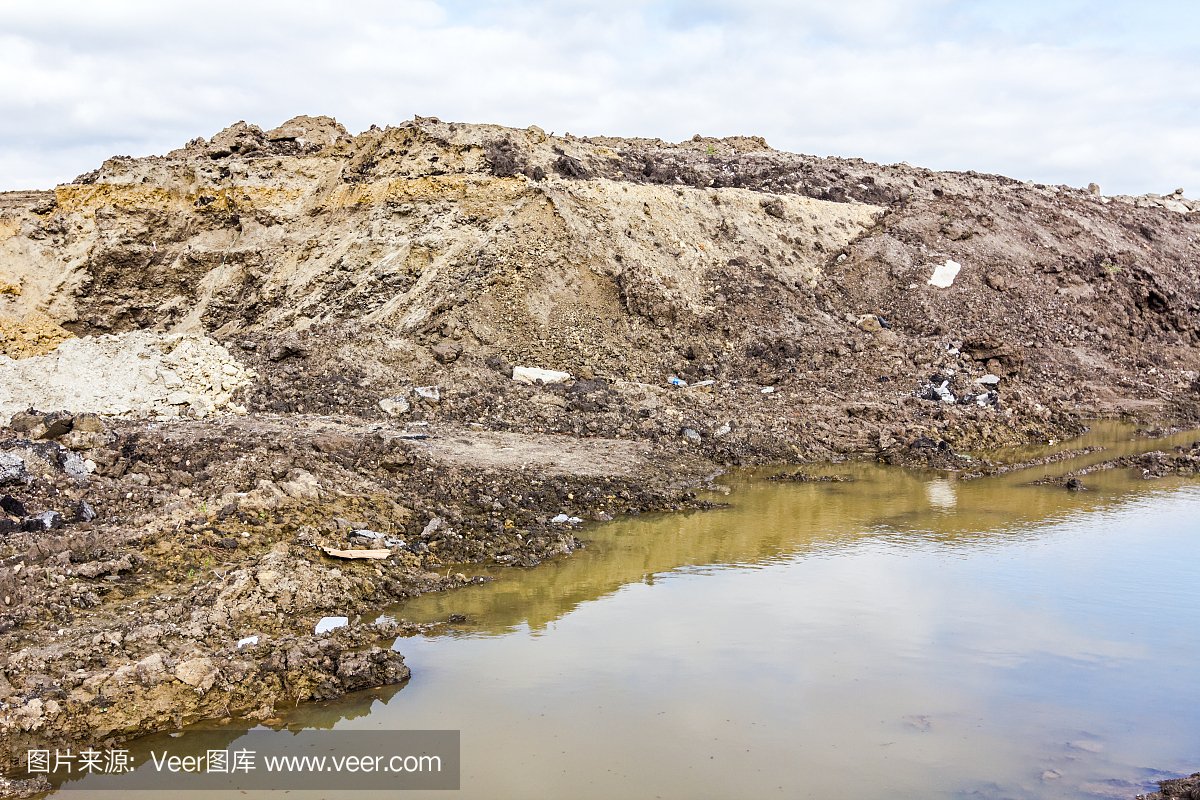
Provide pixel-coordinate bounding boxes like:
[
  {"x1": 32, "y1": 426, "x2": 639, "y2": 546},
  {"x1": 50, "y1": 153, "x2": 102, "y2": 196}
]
[{"x1": 394, "y1": 423, "x2": 1199, "y2": 635}]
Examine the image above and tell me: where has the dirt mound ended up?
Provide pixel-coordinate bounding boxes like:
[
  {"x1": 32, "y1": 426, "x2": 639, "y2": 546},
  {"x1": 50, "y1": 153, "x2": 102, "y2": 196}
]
[
  {"x1": 1, "y1": 115, "x2": 1199, "y2": 777},
  {"x1": 3, "y1": 115, "x2": 1195, "y2": 460}
]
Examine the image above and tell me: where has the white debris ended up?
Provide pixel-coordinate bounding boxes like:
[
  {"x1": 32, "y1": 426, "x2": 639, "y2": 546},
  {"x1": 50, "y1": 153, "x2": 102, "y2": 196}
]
[
  {"x1": 760, "y1": 386, "x2": 775, "y2": 394},
  {"x1": 928, "y1": 259, "x2": 962, "y2": 288},
  {"x1": 0, "y1": 331, "x2": 253, "y2": 424},
  {"x1": 236, "y1": 635, "x2": 259, "y2": 649},
  {"x1": 379, "y1": 396, "x2": 411, "y2": 416},
  {"x1": 414, "y1": 385, "x2": 441, "y2": 403},
  {"x1": 512, "y1": 366, "x2": 573, "y2": 385},
  {"x1": 975, "y1": 374, "x2": 1001, "y2": 385}
]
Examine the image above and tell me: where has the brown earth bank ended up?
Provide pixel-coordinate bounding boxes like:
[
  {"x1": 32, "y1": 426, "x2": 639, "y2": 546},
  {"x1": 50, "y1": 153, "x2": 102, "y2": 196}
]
[{"x1": 1, "y1": 115, "x2": 1199, "y2": 793}]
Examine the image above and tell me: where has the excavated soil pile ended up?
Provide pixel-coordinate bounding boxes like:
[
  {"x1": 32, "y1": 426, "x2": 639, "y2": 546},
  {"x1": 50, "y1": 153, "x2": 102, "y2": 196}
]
[{"x1": 1, "y1": 115, "x2": 1198, "y2": 786}]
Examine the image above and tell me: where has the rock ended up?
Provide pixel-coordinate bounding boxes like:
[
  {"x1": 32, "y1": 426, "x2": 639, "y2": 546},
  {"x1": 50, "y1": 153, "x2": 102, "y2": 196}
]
[
  {"x1": 267, "y1": 337, "x2": 307, "y2": 361},
  {"x1": 37, "y1": 411, "x2": 74, "y2": 439},
  {"x1": 7, "y1": 411, "x2": 44, "y2": 433},
  {"x1": 60, "y1": 449, "x2": 90, "y2": 482},
  {"x1": 71, "y1": 412, "x2": 107, "y2": 433},
  {"x1": 74, "y1": 554, "x2": 135, "y2": 578},
  {"x1": 975, "y1": 374, "x2": 1001, "y2": 385},
  {"x1": 681, "y1": 427, "x2": 702, "y2": 444},
  {"x1": 320, "y1": 546, "x2": 391, "y2": 560},
  {"x1": 512, "y1": 366, "x2": 573, "y2": 385},
  {"x1": 59, "y1": 428, "x2": 114, "y2": 451},
  {"x1": 856, "y1": 314, "x2": 882, "y2": 333},
  {"x1": 207, "y1": 121, "x2": 266, "y2": 157},
  {"x1": 135, "y1": 652, "x2": 168, "y2": 684},
  {"x1": 550, "y1": 513, "x2": 570, "y2": 523},
  {"x1": 75, "y1": 499, "x2": 97, "y2": 522},
  {"x1": 1, "y1": 495, "x2": 27, "y2": 517},
  {"x1": 714, "y1": 422, "x2": 732, "y2": 437},
  {"x1": 431, "y1": 341, "x2": 462, "y2": 364},
  {"x1": 920, "y1": 382, "x2": 956, "y2": 404},
  {"x1": 264, "y1": 115, "x2": 350, "y2": 147},
  {"x1": 1066, "y1": 477, "x2": 1086, "y2": 492},
  {"x1": 278, "y1": 469, "x2": 320, "y2": 501},
  {"x1": 1087, "y1": 183, "x2": 1101, "y2": 196},
  {"x1": 414, "y1": 385, "x2": 441, "y2": 403},
  {"x1": 761, "y1": 198, "x2": 786, "y2": 219},
  {"x1": 985, "y1": 273, "x2": 1008, "y2": 292},
  {"x1": 928, "y1": 259, "x2": 962, "y2": 288},
  {"x1": 0, "y1": 453, "x2": 28, "y2": 486},
  {"x1": 378, "y1": 396, "x2": 411, "y2": 416},
  {"x1": 21, "y1": 511, "x2": 63, "y2": 532},
  {"x1": 174, "y1": 657, "x2": 218, "y2": 692}
]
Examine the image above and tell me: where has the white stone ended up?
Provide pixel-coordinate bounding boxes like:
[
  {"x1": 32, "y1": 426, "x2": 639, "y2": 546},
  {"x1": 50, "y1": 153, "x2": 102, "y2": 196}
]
[
  {"x1": 928, "y1": 259, "x2": 962, "y2": 288},
  {"x1": 512, "y1": 366, "x2": 573, "y2": 385},
  {"x1": 379, "y1": 396, "x2": 411, "y2": 416},
  {"x1": 414, "y1": 385, "x2": 441, "y2": 402}
]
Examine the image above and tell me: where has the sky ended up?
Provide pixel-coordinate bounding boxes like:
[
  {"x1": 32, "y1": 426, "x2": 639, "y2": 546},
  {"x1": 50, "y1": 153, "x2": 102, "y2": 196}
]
[{"x1": 1, "y1": 0, "x2": 1197, "y2": 194}]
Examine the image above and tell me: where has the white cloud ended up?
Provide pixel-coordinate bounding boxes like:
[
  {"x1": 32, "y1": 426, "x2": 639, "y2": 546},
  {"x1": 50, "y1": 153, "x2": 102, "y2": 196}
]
[{"x1": 0, "y1": 0, "x2": 1196, "y2": 194}]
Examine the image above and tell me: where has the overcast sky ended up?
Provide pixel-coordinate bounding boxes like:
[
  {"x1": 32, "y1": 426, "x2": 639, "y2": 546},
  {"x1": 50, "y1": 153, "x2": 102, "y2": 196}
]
[{"x1": 1, "y1": 1, "x2": 1197, "y2": 194}]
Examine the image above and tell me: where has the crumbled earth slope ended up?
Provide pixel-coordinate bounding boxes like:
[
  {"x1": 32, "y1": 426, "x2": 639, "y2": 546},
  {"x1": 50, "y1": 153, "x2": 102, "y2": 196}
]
[{"x1": 1, "y1": 115, "x2": 1199, "y2": 785}]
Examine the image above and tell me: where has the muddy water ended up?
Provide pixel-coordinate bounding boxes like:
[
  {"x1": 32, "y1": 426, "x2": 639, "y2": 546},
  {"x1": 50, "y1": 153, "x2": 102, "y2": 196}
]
[{"x1": 58, "y1": 423, "x2": 1200, "y2": 799}]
